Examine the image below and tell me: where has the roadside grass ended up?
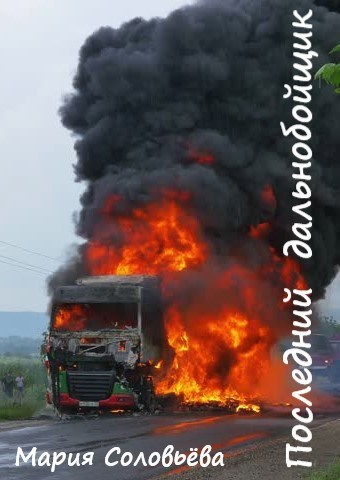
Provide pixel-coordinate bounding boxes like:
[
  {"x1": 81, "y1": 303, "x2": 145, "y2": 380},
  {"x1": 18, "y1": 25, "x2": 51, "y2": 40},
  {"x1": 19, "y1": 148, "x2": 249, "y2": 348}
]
[
  {"x1": 308, "y1": 460, "x2": 340, "y2": 480},
  {"x1": 0, "y1": 400, "x2": 44, "y2": 420},
  {"x1": 0, "y1": 387, "x2": 46, "y2": 421},
  {"x1": 0, "y1": 355, "x2": 46, "y2": 421}
]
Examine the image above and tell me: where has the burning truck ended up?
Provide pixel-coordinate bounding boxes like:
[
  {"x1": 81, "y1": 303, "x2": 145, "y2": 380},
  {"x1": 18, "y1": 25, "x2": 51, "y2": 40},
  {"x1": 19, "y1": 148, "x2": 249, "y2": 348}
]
[
  {"x1": 48, "y1": 0, "x2": 340, "y2": 413},
  {"x1": 45, "y1": 275, "x2": 167, "y2": 414}
]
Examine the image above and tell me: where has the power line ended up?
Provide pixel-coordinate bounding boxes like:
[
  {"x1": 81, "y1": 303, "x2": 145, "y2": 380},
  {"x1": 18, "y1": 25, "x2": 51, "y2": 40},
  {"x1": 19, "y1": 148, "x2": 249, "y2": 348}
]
[
  {"x1": 0, "y1": 254, "x2": 52, "y2": 274},
  {"x1": 0, "y1": 240, "x2": 59, "y2": 262},
  {"x1": 0, "y1": 259, "x2": 49, "y2": 276}
]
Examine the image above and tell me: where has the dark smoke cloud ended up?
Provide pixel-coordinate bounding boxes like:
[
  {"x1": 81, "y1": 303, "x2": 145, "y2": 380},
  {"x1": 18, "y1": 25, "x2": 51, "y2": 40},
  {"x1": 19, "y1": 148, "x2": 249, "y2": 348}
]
[
  {"x1": 314, "y1": 0, "x2": 340, "y2": 11},
  {"x1": 50, "y1": 0, "x2": 340, "y2": 300}
]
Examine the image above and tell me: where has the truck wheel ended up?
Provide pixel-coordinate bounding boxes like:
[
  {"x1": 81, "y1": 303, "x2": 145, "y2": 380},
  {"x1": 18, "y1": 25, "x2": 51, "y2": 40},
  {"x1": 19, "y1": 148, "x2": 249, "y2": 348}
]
[
  {"x1": 54, "y1": 406, "x2": 75, "y2": 419},
  {"x1": 145, "y1": 391, "x2": 157, "y2": 414}
]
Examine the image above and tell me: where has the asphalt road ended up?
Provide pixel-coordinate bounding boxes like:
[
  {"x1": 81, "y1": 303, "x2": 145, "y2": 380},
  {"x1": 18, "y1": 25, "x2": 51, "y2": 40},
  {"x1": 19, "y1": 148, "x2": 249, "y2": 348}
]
[{"x1": 0, "y1": 411, "x2": 332, "y2": 480}]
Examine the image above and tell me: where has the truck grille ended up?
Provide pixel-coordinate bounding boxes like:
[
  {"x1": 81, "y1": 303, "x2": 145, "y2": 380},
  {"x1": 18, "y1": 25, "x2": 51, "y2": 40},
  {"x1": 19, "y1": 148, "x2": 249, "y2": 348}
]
[{"x1": 67, "y1": 371, "x2": 114, "y2": 401}]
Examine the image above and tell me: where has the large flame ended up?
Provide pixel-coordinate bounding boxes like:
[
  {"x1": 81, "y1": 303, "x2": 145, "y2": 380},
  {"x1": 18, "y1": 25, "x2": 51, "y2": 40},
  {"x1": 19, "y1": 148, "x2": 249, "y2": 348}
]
[
  {"x1": 54, "y1": 304, "x2": 87, "y2": 331},
  {"x1": 86, "y1": 194, "x2": 206, "y2": 275},
  {"x1": 83, "y1": 188, "x2": 305, "y2": 407}
]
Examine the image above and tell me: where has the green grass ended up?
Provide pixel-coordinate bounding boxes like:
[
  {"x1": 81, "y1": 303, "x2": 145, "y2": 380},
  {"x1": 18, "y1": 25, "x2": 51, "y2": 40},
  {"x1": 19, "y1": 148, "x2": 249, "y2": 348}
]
[
  {"x1": 0, "y1": 356, "x2": 46, "y2": 386},
  {"x1": 0, "y1": 388, "x2": 46, "y2": 421},
  {"x1": 0, "y1": 401, "x2": 44, "y2": 420},
  {"x1": 0, "y1": 355, "x2": 46, "y2": 421},
  {"x1": 308, "y1": 461, "x2": 340, "y2": 480}
]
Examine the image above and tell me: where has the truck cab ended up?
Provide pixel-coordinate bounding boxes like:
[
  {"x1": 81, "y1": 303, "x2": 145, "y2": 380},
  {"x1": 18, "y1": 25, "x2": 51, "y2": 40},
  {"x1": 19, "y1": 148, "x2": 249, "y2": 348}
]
[{"x1": 45, "y1": 275, "x2": 165, "y2": 414}]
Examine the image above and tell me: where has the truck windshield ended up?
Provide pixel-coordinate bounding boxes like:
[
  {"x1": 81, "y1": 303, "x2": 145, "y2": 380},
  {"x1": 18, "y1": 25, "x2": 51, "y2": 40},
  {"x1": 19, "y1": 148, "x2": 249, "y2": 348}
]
[{"x1": 52, "y1": 303, "x2": 138, "y2": 331}]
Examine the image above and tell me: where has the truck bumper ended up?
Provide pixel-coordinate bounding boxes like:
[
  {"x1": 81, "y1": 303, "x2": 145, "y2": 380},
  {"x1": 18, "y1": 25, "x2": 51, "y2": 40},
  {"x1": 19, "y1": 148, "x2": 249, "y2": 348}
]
[
  {"x1": 99, "y1": 394, "x2": 135, "y2": 409},
  {"x1": 59, "y1": 393, "x2": 135, "y2": 409}
]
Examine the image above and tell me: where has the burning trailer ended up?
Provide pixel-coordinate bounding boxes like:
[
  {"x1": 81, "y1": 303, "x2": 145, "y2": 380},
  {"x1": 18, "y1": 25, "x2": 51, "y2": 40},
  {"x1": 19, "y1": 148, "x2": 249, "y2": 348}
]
[{"x1": 45, "y1": 275, "x2": 167, "y2": 414}]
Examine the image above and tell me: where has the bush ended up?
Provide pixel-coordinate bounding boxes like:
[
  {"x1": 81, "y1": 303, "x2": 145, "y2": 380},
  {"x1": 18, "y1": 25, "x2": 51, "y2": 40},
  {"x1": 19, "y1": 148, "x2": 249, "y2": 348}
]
[
  {"x1": 315, "y1": 44, "x2": 340, "y2": 94},
  {"x1": 0, "y1": 356, "x2": 46, "y2": 389},
  {"x1": 0, "y1": 356, "x2": 46, "y2": 420},
  {"x1": 0, "y1": 402, "x2": 43, "y2": 421}
]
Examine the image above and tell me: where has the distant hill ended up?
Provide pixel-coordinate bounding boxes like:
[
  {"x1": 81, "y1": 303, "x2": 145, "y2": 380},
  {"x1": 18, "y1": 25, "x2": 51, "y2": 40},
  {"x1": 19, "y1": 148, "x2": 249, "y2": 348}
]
[
  {"x1": 0, "y1": 312, "x2": 48, "y2": 338},
  {"x1": 0, "y1": 336, "x2": 42, "y2": 356},
  {"x1": 317, "y1": 307, "x2": 340, "y2": 322},
  {"x1": 322, "y1": 309, "x2": 340, "y2": 322}
]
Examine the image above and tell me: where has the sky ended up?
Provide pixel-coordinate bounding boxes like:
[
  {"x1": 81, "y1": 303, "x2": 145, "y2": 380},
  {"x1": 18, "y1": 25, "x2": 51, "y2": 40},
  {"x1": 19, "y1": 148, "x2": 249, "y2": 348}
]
[
  {"x1": 0, "y1": 0, "x2": 193, "y2": 312},
  {"x1": 0, "y1": 0, "x2": 338, "y2": 314}
]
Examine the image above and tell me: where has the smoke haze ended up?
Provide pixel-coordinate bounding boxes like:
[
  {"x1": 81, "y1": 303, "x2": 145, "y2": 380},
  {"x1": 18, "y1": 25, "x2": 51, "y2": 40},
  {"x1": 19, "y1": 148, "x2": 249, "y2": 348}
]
[{"x1": 50, "y1": 0, "x2": 340, "y2": 301}]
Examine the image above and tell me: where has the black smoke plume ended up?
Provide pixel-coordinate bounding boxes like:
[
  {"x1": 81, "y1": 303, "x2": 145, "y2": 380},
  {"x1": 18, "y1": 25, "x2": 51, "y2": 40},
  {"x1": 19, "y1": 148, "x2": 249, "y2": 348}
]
[{"x1": 50, "y1": 0, "x2": 340, "y2": 302}]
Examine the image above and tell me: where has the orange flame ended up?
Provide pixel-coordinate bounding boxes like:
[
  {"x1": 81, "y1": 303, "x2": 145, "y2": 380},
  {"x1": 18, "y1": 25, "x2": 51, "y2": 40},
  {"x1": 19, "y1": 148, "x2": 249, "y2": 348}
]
[
  {"x1": 86, "y1": 195, "x2": 206, "y2": 275},
  {"x1": 80, "y1": 188, "x2": 306, "y2": 408},
  {"x1": 188, "y1": 148, "x2": 214, "y2": 165},
  {"x1": 236, "y1": 403, "x2": 261, "y2": 414},
  {"x1": 154, "y1": 360, "x2": 164, "y2": 369},
  {"x1": 261, "y1": 184, "x2": 277, "y2": 211},
  {"x1": 54, "y1": 304, "x2": 87, "y2": 331}
]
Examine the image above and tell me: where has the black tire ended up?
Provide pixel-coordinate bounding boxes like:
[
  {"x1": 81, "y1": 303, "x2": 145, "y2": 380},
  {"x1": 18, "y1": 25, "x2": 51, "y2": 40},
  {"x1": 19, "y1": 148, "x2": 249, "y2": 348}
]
[
  {"x1": 54, "y1": 406, "x2": 76, "y2": 418},
  {"x1": 139, "y1": 376, "x2": 157, "y2": 413},
  {"x1": 145, "y1": 391, "x2": 157, "y2": 414}
]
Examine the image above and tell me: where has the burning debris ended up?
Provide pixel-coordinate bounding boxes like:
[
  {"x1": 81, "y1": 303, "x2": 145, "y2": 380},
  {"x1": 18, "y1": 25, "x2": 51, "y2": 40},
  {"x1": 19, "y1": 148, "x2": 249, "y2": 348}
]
[
  {"x1": 173, "y1": 398, "x2": 261, "y2": 414},
  {"x1": 49, "y1": 0, "x2": 340, "y2": 410}
]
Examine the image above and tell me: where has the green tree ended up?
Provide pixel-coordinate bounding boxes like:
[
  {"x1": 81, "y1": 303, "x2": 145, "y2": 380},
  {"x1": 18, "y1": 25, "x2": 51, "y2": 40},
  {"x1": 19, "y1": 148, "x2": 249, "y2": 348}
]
[
  {"x1": 318, "y1": 316, "x2": 340, "y2": 336},
  {"x1": 315, "y1": 44, "x2": 340, "y2": 93}
]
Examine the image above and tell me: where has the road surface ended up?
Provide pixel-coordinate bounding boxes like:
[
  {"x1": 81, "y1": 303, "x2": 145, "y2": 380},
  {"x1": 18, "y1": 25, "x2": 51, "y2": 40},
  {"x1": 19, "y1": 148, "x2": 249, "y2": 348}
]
[{"x1": 0, "y1": 411, "x2": 334, "y2": 480}]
